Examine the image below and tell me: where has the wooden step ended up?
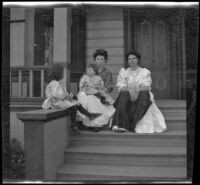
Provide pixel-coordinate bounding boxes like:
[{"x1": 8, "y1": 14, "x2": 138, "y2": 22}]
[
  {"x1": 155, "y1": 100, "x2": 186, "y2": 109},
  {"x1": 160, "y1": 110, "x2": 186, "y2": 119},
  {"x1": 64, "y1": 145, "x2": 186, "y2": 167},
  {"x1": 57, "y1": 164, "x2": 187, "y2": 181},
  {"x1": 70, "y1": 130, "x2": 186, "y2": 146}
]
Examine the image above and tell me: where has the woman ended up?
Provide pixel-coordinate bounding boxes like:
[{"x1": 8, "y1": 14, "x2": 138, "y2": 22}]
[
  {"x1": 42, "y1": 64, "x2": 101, "y2": 132},
  {"x1": 77, "y1": 49, "x2": 115, "y2": 131},
  {"x1": 111, "y1": 51, "x2": 167, "y2": 133}
]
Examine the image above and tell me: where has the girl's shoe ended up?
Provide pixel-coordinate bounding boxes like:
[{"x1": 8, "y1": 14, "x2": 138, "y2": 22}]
[
  {"x1": 89, "y1": 113, "x2": 102, "y2": 121},
  {"x1": 72, "y1": 126, "x2": 81, "y2": 134}
]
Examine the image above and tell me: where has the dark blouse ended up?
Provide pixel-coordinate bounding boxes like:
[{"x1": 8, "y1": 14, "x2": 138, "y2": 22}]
[{"x1": 98, "y1": 67, "x2": 114, "y2": 93}]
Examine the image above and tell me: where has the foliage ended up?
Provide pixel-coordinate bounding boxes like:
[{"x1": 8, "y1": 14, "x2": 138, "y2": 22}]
[{"x1": 9, "y1": 139, "x2": 25, "y2": 179}]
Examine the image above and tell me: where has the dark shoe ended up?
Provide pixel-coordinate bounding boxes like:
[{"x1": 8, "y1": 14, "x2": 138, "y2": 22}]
[
  {"x1": 100, "y1": 98, "x2": 109, "y2": 105},
  {"x1": 72, "y1": 126, "x2": 81, "y2": 134},
  {"x1": 89, "y1": 113, "x2": 102, "y2": 121},
  {"x1": 92, "y1": 127, "x2": 102, "y2": 132}
]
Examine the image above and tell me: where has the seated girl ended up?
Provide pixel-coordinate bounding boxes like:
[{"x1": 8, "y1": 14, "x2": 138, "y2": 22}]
[
  {"x1": 80, "y1": 63, "x2": 114, "y2": 105},
  {"x1": 42, "y1": 64, "x2": 101, "y2": 132}
]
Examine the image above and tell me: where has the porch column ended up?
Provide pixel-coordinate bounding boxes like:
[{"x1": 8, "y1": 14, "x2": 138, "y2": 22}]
[
  {"x1": 10, "y1": 8, "x2": 25, "y2": 67},
  {"x1": 53, "y1": 8, "x2": 71, "y2": 90},
  {"x1": 24, "y1": 8, "x2": 35, "y2": 67}
]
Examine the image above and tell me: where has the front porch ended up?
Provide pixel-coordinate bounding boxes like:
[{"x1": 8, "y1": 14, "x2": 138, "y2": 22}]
[
  {"x1": 17, "y1": 99, "x2": 187, "y2": 181},
  {"x1": 3, "y1": 4, "x2": 198, "y2": 182}
]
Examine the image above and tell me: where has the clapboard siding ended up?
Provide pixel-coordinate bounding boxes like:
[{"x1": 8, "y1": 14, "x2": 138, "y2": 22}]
[
  {"x1": 87, "y1": 20, "x2": 123, "y2": 30},
  {"x1": 86, "y1": 8, "x2": 124, "y2": 98},
  {"x1": 87, "y1": 7, "x2": 123, "y2": 21},
  {"x1": 87, "y1": 38, "x2": 124, "y2": 48},
  {"x1": 87, "y1": 29, "x2": 124, "y2": 39}
]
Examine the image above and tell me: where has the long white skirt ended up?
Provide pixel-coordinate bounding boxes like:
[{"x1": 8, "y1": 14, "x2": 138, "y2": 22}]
[
  {"x1": 135, "y1": 92, "x2": 167, "y2": 133},
  {"x1": 77, "y1": 91, "x2": 116, "y2": 127}
]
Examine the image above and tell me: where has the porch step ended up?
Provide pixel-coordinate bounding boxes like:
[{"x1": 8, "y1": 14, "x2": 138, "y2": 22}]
[
  {"x1": 57, "y1": 100, "x2": 187, "y2": 181},
  {"x1": 70, "y1": 130, "x2": 186, "y2": 146},
  {"x1": 64, "y1": 145, "x2": 186, "y2": 167},
  {"x1": 155, "y1": 100, "x2": 186, "y2": 109},
  {"x1": 57, "y1": 164, "x2": 187, "y2": 181}
]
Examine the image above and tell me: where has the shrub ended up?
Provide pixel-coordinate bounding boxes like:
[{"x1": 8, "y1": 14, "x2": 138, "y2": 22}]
[{"x1": 9, "y1": 139, "x2": 25, "y2": 179}]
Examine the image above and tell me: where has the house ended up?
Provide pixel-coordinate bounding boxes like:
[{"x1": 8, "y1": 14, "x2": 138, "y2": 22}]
[{"x1": 2, "y1": 3, "x2": 198, "y2": 182}]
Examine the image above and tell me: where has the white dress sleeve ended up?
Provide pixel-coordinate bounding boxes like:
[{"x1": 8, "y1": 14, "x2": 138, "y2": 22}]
[
  {"x1": 79, "y1": 75, "x2": 87, "y2": 92},
  {"x1": 116, "y1": 68, "x2": 128, "y2": 91},
  {"x1": 42, "y1": 81, "x2": 58, "y2": 109},
  {"x1": 139, "y1": 68, "x2": 152, "y2": 91}
]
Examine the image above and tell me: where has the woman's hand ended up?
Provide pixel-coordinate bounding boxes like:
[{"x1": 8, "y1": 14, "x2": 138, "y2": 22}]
[
  {"x1": 139, "y1": 85, "x2": 149, "y2": 91},
  {"x1": 120, "y1": 86, "x2": 129, "y2": 92},
  {"x1": 86, "y1": 88, "x2": 98, "y2": 95}
]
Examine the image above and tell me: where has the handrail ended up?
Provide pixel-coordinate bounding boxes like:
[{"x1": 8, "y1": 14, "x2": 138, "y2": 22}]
[
  {"x1": 10, "y1": 65, "x2": 68, "y2": 98},
  {"x1": 10, "y1": 66, "x2": 51, "y2": 70}
]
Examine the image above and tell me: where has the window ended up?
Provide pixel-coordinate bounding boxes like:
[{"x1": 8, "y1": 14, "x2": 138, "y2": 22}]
[{"x1": 34, "y1": 8, "x2": 54, "y2": 66}]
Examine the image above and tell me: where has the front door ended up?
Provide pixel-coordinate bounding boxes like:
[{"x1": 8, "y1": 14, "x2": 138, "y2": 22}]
[{"x1": 125, "y1": 8, "x2": 186, "y2": 99}]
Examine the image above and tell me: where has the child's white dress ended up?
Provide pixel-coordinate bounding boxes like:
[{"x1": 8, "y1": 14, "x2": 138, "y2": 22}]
[
  {"x1": 77, "y1": 75, "x2": 115, "y2": 127},
  {"x1": 42, "y1": 80, "x2": 77, "y2": 109}
]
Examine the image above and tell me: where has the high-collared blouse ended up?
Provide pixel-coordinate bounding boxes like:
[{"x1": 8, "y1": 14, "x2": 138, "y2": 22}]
[
  {"x1": 98, "y1": 67, "x2": 114, "y2": 93},
  {"x1": 116, "y1": 67, "x2": 152, "y2": 101}
]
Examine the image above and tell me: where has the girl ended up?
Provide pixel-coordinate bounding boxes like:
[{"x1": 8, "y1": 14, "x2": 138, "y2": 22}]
[{"x1": 42, "y1": 64, "x2": 101, "y2": 132}]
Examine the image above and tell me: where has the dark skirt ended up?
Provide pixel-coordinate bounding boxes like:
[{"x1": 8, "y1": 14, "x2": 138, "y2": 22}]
[{"x1": 111, "y1": 90, "x2": 152, "y2": 131}]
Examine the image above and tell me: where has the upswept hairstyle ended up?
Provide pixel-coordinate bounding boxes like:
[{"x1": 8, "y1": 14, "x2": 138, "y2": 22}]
[
  {"x1": 93, "y1": 49, "x2": 108, "y2": 61},
  {"x1": 48, "y1": 64, "x2": 63, "y2": 81},
  {"x1": 125, "y1": 50, "x2": 141, "y2": 61},
  {"x1": 124, "y1": 50, "x2": 142, "y2": 69}
]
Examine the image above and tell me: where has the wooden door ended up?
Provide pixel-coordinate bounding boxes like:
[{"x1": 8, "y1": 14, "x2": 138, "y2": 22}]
[
  {"x1": 135, "y1": 18, "x2": 171, "y2": 99},
  {"x1": 125, "y1": 8, "x2": 186, "y2": 99}
]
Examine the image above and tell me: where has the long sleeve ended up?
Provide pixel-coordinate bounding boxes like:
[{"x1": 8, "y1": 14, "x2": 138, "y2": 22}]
[
  {"x1": 139, "y1": 68, "x2": 152, "y2": 90},
  {"x1": 116, "y1": 68, "x2": 127, "y2": 91},
  {"x1": 45, "y1": 81, "x2": 57, "y2": 98},
  {"x1": 79, "y1": 75, "x2": 87, "y2": 92},
  {"x1": 99, "y1": 68, "x2": 114, "y2": 93}
]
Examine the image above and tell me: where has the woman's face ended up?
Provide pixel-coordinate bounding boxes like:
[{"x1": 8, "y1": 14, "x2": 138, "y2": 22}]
[
  {"x1": 86, "y1": 67, "x2": 95, "y2": 77},
  {"x1": 128, "y1": 54, "x2": 139, "y2": 68},
  {"x1": 94, "y1": 55, "x2": 106, "y2": 67}
]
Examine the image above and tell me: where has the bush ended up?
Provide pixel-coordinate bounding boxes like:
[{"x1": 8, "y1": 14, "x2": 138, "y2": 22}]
[{"x1": 9, "y1": 139, "x2": 25, "y2": 179}]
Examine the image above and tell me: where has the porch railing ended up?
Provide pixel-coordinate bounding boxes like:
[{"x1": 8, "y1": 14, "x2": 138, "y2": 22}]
[{"x1": 10, "y1": 66, "x2": 50, "y2": 98}]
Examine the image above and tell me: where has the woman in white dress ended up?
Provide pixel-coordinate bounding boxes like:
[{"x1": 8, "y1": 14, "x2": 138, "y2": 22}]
[
  {"x1": 42, "y1": 64, "x2": 101, "y2": 132},
  {"x1": 111, "y1": 51, "x2": 167, "y2": 133},
  {"x1": 77, "y1": 49, "x2": 116, "y2": 131}
]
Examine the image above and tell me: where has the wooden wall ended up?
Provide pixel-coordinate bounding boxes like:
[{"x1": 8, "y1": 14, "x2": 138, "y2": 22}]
[{"x1": 86, "y1": 7, "x2": 124, "y2": 99}]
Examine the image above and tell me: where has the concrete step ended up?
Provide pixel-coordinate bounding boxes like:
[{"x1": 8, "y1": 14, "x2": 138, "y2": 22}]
[
  {"x1": 64, "y1": 145, "x2": 186, "y2": 167},
  {"x1": 57, "y1": 164, "x2": 187, "y2": 181},
  {"x1": 71, "y1": 130, "x2": 186, "y2": 146}
]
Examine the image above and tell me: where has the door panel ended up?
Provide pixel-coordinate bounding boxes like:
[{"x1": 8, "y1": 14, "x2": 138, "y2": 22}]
[{"x1": 134, "y1": 18, "x2": 171, "y2": 99}]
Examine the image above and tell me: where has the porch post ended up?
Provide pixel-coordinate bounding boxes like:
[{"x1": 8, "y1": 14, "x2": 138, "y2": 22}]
[
  {"x1": 53, "y1": 8, "x2": 71, "y2": 91},
  {"x1": 10, "y1": 8, "x2": 25, "y2": 67},
  {"x1": 24, "y1": 8, "x2": 35, "y2": 67}
]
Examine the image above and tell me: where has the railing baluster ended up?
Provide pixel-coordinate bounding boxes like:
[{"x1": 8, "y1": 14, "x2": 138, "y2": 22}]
[
  {"x1": 29, "y1": 70, "x2": 33, "y2": 97},
  {"x1": 41, "y1": 69, "x2": 44, "y2": 97},
  {"x1": 18, "y1": 70, "x2": 22, "y2": 97}
]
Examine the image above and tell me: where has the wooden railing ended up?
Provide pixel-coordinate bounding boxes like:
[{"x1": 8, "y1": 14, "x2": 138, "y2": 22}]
[{"x1": 10, "y1": 66, "x2": 51, "y2": 98}]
